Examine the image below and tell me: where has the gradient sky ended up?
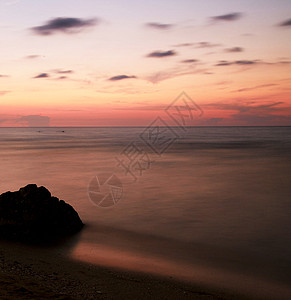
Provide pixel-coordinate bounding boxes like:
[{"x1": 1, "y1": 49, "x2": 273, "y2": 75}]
[{"x1": 0, "y1": 0, "x2": 291, "y2": 126}]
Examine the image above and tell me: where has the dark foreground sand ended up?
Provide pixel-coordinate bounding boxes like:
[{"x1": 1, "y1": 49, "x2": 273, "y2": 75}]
[{"x1": 0, "y1": 239, "x2": 250, "y2": 300}]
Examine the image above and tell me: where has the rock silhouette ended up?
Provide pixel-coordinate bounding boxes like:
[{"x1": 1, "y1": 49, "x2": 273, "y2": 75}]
[{"x1": 0, "y1": 184, "x2": 83, "y2": 243}]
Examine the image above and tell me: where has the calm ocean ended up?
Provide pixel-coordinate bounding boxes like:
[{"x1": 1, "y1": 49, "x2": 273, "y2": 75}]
[{"x1": 1, "y1": 126, "x2": 291, "y2": 298}]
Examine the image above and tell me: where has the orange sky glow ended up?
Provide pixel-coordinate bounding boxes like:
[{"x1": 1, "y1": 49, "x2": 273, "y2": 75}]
[{"x1": 0, "y1": 0, "x2": 291, "y2": 126}]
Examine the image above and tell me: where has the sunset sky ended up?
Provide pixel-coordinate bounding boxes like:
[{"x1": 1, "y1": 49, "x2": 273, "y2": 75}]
[{"x1": 0, "y1": 0, "x2": 290, "y2": 126}]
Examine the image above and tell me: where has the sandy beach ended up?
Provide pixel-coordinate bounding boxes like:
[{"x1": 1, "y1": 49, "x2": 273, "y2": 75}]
[{"x1": 0, "y1": 239, "x2": 248, "y2": 300}]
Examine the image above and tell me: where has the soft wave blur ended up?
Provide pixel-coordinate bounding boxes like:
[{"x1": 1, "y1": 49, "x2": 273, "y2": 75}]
[{"x1": 1, "y1": 126, "x2": 291, "y2": 297}]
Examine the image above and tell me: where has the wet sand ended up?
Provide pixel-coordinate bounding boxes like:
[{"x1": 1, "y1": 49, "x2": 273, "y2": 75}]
[{"x1": 0, "y1": 240, "x2": 246, "y2": 300}]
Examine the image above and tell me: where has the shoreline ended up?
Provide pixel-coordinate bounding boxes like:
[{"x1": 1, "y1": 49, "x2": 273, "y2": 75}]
[{"x1": 0, "y1": 240, "x2": 247, "y2": 300}]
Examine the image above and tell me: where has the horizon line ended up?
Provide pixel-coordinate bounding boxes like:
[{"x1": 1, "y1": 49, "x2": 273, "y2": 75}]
[{"x1": 0, "y1": 125, "x2": 290, "y2": 128}]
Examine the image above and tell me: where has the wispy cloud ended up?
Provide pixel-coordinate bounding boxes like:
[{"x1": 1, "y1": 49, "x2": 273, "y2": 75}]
[
  {"x1": 173, "y1": 43, "x2": 194, "y2": 47},
  {"x1": 54, "y1": 69, "x2": 74, "y2": 74},
  {"x1": 234, "y1": 84, "x2": 278, "y2": 93},
  {"x1": 173, "y1": 42, "x2": 221, "y2": 49},
  {"x1": 279, "y1": 18, "x2": 291, "y2": 27},
  {"x1": 25, "y1": 55, "x2": 41, "y2": 59},
  {"x1": 31, "y1": 17, "x2": 98, "y2": 35},
  {"x1": 33, "y1": 73, "x2": 49, "y2": 78},
  {"x1": 145, "y1": 22, "x2": 174, "y2": 30},
  {"x1": 108, "y1": 75, "x2": 137, "y2": 81},
  {"x1": 210, "y1": 12, "x2": 243, "y2": 23},
  {"x1": 0, "y1": 74, "x2": 9, "y2": 78},
  {"x1": 113, "y1": 105, "x2": 167, "y2": 111},
  {"x1": 96, "y1": 86, "x2": 160, "y2": 95},
  {"x1": 204, "y1": 101, "x2": 291, "y2": 125},
  {"x1": 146, "y1": 50, "x2": 177, "y2": 58},
  {"x1": 230, "y1": 113, "x2": 291, "y2": 125},
  {"x1": 206, "y1": 101, "x2": 284, "y2": 113},
  {"x1": 277, "y1": 60, "x2": 291, "y2": 64},
  {"x1": 215, "y1": 60, "x2": 233, "y2": 66},
  {"x1": 164, "y1": 99, "x2": 290, "y2": 125},
  {"x1": 195, "y1": 42, "x2": 221, "y2": 48},
  {"x1": 145, "y1": 65, "x2": 208, "y2": 83},
  {"x1": 18, "y1": 115, "x2": 50, "y2": 127},
  {"x1": 224, "y1": 47, "x2": 244, "y2": 52},
  {"x1": 0, "y1": 114, "x2": 50, "y2": 127}
]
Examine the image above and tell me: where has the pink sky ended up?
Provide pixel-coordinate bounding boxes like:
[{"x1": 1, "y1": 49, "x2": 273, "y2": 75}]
[{"x1": 0, "y1": 0, "x2": 291, "y2": 126}]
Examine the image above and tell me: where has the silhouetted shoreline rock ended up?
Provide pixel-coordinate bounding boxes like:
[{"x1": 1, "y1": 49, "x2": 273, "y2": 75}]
[{"x1": 0, "y1": 184, "x2": 83, "y2": 243}]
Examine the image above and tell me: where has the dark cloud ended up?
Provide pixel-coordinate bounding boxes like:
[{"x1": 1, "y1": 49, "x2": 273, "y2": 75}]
[
  {"x1": 33, "y1": 73, "x2": 49, "y2": 78},
  {"x1": 31, "y1": 17, "x2": 98, "y2": 35},
  {"x1": 279, "y1": 18, "x2": 291, "y2": 27},
  {"x1": 146, "y1": 22, "x2": 173, "y2": 30},
  {"x1": 215, "y1": 59, "x2": 290, "y2": 67},
  {"x1": 235, "y1": 60, "x2": 256, "y2": 65},
  {"x1": 147, "y1": 50, "x2": 177, "y2": 58},
  {"x1": 225, "y1": 47, "x2": 244, "y2": 52},
  {"x1": 108, "y1": 75, "x2": 137, "y2": 81},
  {"x1": 32, "y1": 70, "x2": 74, "y2": 80},
  {"x1": 211, "y1": 12, "x2": 243, "y2": 22},
  {"x1": 215, "y1": 60, "x2": 257, "y2": 66},
  {"x1": 181, "y1": 59, "x2": 199, "y2": 63}
]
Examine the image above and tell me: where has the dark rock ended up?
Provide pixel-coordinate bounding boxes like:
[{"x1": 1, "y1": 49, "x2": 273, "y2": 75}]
[{"x1": 0, "y1": 184, "x2": 84, "y2": 243}]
